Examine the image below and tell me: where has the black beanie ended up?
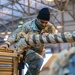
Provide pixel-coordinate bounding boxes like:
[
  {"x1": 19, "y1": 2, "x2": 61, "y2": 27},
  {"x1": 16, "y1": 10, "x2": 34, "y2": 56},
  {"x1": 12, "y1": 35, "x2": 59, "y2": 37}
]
[{"x1": 37, "y1": 8, "x2": 50, "y2": 21}]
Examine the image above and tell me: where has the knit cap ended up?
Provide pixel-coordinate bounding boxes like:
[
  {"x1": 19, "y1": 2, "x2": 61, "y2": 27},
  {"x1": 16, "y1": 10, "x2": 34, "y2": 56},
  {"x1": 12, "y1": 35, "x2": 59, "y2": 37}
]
[{"x1": 37, "y1": 8, "x2": 50, "y2": 21}]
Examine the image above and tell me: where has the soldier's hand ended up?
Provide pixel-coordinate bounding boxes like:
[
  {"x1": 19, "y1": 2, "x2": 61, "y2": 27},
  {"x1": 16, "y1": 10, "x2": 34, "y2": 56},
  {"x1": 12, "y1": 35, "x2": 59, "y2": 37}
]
[
  {"x1": 0, "y1": 44, "x2": 9, "y2": 50},
  {"x1": 42, "y1": 33, "x2": 49, "y2": 37}
]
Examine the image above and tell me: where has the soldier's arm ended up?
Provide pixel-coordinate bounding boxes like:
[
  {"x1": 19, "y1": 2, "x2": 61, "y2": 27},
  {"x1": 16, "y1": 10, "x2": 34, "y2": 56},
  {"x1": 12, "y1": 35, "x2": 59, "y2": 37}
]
[
  {"x1": 48, "y1": 23, "x2": 58, "y2": 34},
  {"x1": 5, "y1": 27, "x2": 23, "y2": 46},
  {"x1": 42, "y1": 23, "x2": 58, "y2": 37},
  {"x1": 51, "y1": 25, "x2": 58, "y2": 34},
  {"x1": 0, "y1": 26, "x2": 23, "y2": 49}
]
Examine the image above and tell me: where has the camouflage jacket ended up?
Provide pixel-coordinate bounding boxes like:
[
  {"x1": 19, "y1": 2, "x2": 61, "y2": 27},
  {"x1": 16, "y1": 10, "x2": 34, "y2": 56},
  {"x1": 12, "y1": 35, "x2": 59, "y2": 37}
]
[{"x1": 5, "y1": 19, "x2": 57, "y2": 54}]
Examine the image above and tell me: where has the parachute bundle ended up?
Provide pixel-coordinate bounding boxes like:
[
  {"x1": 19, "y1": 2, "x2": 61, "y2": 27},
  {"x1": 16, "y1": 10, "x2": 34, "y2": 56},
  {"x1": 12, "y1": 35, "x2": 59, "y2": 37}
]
[
  {"x1": 49, "y1": 47, "x2": 75, "y2": 75},
  {"x1": 15, "y1": 31, "x2": 75, "y2": 50}
]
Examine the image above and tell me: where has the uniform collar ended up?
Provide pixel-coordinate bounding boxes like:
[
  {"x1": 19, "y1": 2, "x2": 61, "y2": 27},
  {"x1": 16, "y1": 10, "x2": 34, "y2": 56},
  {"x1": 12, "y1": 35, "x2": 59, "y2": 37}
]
[{"x1": 31, "y1": 19, "x2": 40, "y2": 31}]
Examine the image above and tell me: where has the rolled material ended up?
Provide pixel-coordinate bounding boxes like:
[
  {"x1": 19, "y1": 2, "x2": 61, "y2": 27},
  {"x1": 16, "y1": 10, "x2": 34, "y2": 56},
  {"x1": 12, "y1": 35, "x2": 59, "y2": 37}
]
[
  {"x1": 49, "y1": 47, "x2": 75, "y2": 75},
  {"x1": 15, "y1": 31, "x2": 75, "y2": 50}
]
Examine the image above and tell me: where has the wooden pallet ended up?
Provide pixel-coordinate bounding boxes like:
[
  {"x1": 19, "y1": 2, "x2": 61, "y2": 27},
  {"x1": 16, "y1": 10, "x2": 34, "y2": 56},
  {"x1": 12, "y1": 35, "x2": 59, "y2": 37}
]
[{"x1": 0, "y1": 47, "x2": 21, "y2": 75}]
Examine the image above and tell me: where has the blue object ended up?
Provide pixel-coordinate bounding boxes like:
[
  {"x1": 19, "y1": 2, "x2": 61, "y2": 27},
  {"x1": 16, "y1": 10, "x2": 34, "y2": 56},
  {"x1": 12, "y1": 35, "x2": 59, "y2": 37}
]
[{"x1": 69, "y1": 55, "x2": 75, "y2": 75}]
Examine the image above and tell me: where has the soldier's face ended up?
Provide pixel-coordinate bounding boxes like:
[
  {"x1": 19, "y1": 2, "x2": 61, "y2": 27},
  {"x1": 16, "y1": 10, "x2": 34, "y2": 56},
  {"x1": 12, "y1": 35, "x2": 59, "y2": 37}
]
[{"x1": 38, "y1": 19, "x2": 48, "y2": 29}]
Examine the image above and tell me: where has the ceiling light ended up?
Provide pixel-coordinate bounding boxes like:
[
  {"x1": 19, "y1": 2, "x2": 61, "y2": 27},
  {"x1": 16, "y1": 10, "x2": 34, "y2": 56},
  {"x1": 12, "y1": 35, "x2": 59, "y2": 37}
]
[
  {"x1": 1, "y1": 32, "x2": 6, "y2": 35},
  {"x1": 46, "y1": 0, "x2": 54, "y2": 2},
  {"x1": 7, "y1": 32, "x2": 12, "y2": 34},
  {"x1": 57, "y1": 25, "x2": 63, "y2": 28}
]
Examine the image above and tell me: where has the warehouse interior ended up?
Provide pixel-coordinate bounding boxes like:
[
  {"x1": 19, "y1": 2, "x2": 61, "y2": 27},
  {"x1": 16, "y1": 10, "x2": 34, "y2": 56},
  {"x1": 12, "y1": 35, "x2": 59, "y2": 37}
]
[
  {"x1": 0, "y1": 0, "x2": 75, "y2": 75},
  {"x1": 0, "y1": 0, "x2": 75, "y2": 51}
]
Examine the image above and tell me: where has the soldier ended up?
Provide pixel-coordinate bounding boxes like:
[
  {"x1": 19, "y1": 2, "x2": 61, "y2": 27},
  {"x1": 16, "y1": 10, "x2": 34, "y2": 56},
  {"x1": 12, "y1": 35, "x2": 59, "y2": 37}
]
[{"x1": 1, "y1": 8, "x2": 57, "y2": 75}]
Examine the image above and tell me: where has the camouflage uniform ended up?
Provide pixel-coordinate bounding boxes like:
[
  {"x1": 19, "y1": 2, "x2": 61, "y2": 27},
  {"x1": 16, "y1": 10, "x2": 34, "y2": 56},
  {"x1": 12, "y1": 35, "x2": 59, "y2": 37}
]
[{"x1": 5, "y1": 19, "x2": 57, "y2": 75}]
